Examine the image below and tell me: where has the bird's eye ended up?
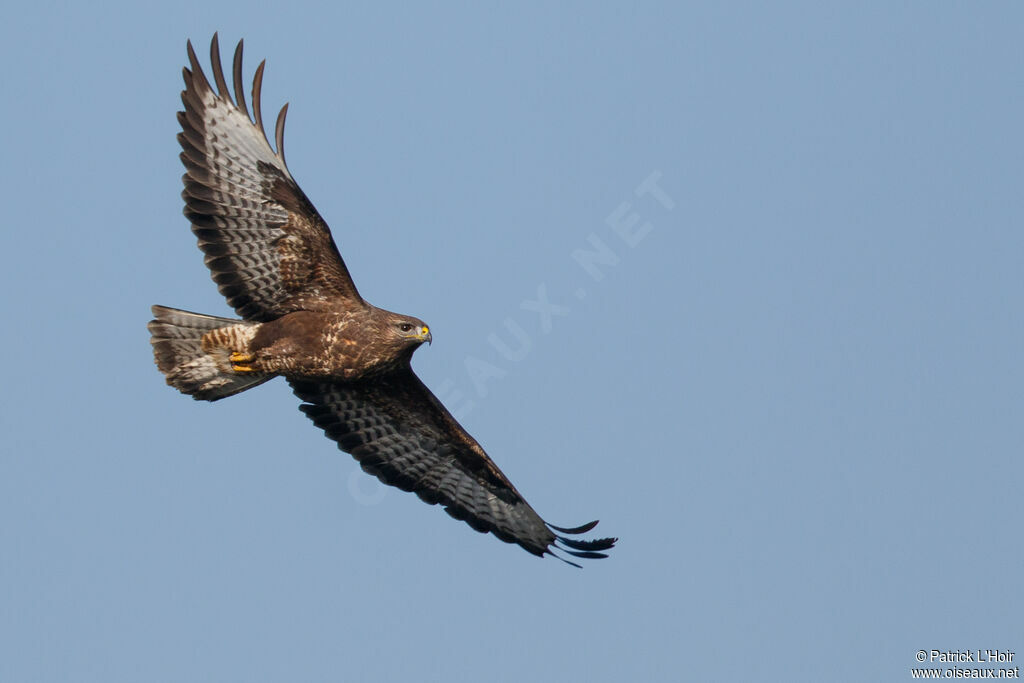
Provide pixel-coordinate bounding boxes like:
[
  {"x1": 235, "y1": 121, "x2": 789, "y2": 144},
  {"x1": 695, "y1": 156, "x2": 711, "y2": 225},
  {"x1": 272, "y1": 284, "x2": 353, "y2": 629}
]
[{"x1": 399, "y1": 323, "x2": 414, "y2": 333}]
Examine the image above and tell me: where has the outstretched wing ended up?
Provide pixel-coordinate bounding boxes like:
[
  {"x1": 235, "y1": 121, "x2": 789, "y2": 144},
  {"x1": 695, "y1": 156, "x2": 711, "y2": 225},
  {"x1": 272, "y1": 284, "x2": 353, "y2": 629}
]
[
  {"x1": 290, "y1": 371, "x2": 616, "y2": 565},
  {"x1": 178, "y1": 34, "x2": 362, "y2": 322}
]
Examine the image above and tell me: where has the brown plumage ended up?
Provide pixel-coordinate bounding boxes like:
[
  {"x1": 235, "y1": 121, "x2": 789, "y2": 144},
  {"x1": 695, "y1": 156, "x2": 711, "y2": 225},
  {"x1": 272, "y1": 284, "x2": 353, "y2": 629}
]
[{"x1": 148, "y1": 34, "x2": 616, "y2": 565}]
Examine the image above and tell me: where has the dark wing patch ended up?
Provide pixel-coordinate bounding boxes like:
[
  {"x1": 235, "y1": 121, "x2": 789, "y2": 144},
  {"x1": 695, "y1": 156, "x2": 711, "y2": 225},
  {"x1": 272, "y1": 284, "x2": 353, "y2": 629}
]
[
  {"x1": 290, "y1": 371, "x2": 616, "y2": 565},
  {"x1": 179, "y1": 34, "x2": 362, "y2": 322}
]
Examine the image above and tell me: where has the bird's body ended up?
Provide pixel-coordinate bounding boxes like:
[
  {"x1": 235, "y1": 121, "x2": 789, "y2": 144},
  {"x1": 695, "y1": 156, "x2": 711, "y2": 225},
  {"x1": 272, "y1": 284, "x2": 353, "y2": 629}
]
[
  {"x1": 149, "y1": 35, "x2": 616, "y2": 565},
  {"x1": 230, "y1": 308, "x2": 428, "y2": 378}
]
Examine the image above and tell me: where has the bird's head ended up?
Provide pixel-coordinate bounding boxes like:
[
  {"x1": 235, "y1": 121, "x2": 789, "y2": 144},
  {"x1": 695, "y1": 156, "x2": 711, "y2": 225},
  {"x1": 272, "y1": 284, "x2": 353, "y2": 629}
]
[{"x1": 386, "y1": 313, "x2": 432, "y2": 348}]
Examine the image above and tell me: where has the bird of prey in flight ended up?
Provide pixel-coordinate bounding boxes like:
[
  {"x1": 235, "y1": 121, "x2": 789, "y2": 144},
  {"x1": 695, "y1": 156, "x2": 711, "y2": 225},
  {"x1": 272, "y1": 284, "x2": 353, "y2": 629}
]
[{"x1": 149, "y1": 35, "x2": 616, "y2": 566}]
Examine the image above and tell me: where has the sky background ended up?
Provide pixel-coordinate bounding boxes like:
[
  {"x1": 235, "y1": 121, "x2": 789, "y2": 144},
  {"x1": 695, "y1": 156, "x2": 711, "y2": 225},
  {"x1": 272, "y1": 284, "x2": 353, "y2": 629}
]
[{"x1": 2, "y1": 3, "x2": 1022, "y2": 682}]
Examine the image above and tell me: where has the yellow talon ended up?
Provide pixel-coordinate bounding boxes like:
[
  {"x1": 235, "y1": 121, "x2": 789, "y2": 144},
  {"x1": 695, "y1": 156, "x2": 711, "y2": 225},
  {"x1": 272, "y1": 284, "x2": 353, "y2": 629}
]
[{"x1": 229, "y1": 351, "x2": 255, "y2": 373}]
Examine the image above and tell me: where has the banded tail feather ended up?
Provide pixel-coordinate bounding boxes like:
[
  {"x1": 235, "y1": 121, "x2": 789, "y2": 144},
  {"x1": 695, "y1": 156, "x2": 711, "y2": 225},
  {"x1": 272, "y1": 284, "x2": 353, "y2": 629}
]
[{"x1": 148, "y1": 305, "x2": 271, "y2": 401}]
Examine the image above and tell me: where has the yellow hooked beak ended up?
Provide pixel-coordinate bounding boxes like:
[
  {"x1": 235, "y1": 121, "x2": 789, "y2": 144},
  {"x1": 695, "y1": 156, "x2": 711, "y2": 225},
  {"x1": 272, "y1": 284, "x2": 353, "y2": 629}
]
[{"x1": 418, "y1": 325, "x2": 432, "y2": 345}]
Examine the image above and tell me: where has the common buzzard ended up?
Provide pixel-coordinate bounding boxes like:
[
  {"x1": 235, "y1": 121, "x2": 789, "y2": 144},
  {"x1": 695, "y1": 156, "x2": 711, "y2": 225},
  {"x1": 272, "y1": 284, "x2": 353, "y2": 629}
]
[{"x1": 149, "y1": 35, "x2": 616, "y2": 566}]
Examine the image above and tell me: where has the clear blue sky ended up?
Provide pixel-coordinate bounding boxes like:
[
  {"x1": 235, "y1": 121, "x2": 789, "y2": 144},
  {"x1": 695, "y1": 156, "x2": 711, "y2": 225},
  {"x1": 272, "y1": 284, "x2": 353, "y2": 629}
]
[{"x1": 2, "y1": 3, "x2": 1022, "y2": 682}]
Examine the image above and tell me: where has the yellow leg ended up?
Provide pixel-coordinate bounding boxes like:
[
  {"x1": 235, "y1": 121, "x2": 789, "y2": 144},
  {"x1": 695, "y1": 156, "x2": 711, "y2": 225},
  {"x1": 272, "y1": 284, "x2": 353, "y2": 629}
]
[{"x1": 229, "y1": 351, "x2": 255, "y2": 373}]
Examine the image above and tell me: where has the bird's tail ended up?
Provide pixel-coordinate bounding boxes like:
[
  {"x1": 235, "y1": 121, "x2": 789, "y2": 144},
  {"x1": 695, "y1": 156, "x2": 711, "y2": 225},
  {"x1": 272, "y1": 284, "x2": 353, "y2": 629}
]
[{"x1": 148, "y1": 305, "x2": 272, "y2": 401}]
